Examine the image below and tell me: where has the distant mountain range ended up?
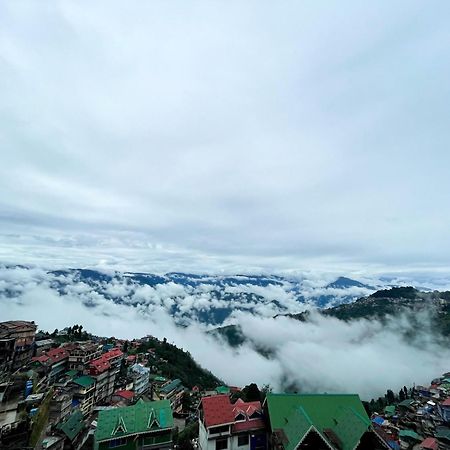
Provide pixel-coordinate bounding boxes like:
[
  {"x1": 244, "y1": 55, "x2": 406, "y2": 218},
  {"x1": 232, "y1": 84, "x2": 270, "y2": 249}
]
[
  {"x1": 1, "y1": 266, "x2": 379, "y2": 327},
  {"x1": 211, "y1": 286, "x2": 450, "y2": 347},
  {"x1": 47, "y1": 269, "x2": 377, "y2": 326}
]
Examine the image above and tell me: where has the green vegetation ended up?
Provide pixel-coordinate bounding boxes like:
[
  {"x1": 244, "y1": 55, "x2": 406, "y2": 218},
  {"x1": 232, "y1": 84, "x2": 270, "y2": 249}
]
[
  {"x1": 133, "y1": 337, "x2": 221, "y2": 389},
  {"x1": 208, "y1": 324, "x2": 245, "y2": 347},
  {"x1": 29, "y1": 388, "x2": 53, "y2": 447},
  {"x1": 175, "y1": 421, "x2": 199, "y2": 450}
]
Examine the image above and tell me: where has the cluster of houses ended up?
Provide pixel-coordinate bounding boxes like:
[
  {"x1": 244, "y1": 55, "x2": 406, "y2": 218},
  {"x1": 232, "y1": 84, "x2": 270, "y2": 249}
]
[
  {"x1": 0, "y1": 321, "x2": 188, "y2": 449},
  {"x1": 2, "y1": 319, "x2": 450, "y2": 450},
  {"x1": 369, "y1": 374, "x2": 450, "y2": 450}
]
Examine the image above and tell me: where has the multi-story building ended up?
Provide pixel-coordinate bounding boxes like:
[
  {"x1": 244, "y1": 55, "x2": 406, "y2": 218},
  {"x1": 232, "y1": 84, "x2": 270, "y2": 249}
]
[
  {"x1": 88, "y1": 348, "x2": 123, "y2": 404},
  {"x1": 199, "y1": 395, "x2": 266, "y2": 450},
  {"x1": 159, "y1": 379, "x2": 185, "y2": 413},
  {"x1": 66, "y1": 342, "x2": 102, "y2": 372},
  {"x1": 49, "y1": 388, "x2": 73, "y2": 425},
  {"x1": 94, "y1": 399, "x2": 174, "y2": 450},
  {"x1": 0, "y1": 321, "x2": 37, "y2": 371},
  {"x1": 71, "y1": 375, "x2": 96, "y2": 416},
  {"x1": 46, "y1": 347, "x2": 69, "y2": 382},
  {"x1": 130, "y1": 363, "x2": 150, "y2": 396}
]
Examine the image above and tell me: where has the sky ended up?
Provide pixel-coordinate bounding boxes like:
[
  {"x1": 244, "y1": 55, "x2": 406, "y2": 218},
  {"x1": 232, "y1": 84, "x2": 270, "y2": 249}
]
[{"x1": 1, "y1": 1, "x2": 450, "y2": 276}]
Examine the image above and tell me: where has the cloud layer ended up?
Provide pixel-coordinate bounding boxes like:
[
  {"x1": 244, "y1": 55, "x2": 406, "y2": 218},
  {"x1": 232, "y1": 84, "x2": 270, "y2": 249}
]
[
  {"x1": 0, "y1": 1, "x2": 450, "y2": 272},
  {"x1": 1, "y1": 265, "x2": 449, "y2": 400}
]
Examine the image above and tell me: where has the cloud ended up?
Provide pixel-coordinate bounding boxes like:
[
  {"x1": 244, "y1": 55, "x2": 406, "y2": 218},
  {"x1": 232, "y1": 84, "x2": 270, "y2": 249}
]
[
  {"x1": 1, "y1": 265, "x2": 449, "y2": 400},
  {"x1": 0, "y1": 1, "x2": 449, "y2": 272}
]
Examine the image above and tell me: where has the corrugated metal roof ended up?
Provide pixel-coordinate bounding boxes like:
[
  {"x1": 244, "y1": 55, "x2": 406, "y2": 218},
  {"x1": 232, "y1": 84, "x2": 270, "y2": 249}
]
[
  {"x1": 265, "y1": 393, "x2": 371, "y2": 450},
  {"x1": 95, "y1": 399, "x2": 173, "y2": 443}
]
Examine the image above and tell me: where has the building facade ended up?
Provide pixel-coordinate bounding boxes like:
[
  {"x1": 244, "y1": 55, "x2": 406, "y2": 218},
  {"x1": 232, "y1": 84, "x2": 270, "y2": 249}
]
[
  {"x1": 199, "y1": 395, "x2": 266, "y2": 450},
  {"x1": 0, "y1": 320, "x2": 37, "y2": 371}
]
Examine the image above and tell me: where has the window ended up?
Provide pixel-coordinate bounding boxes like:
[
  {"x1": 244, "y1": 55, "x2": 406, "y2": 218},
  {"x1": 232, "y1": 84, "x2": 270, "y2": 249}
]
[
  {"x1": 249, "y1": 411, "x2": 262, "y2": 420},
  {"x1": 109, "y1": 438, "x2": 126, "y2": 448},
  {"x1": 238, "y1": 435, "x2": 249, "y2": 447},
  {"x1": 210, "y1": 425, "x2": 230, "y2": 434},
  {"x1": 235, "y1": 413, "x2": 246, "y2": 422},
  {"x1": 216, "y1": 438, "x2": 228, "y2": 450}
]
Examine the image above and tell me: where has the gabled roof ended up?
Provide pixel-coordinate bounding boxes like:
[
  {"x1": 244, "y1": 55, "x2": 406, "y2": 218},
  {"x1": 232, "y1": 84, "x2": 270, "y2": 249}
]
[
  {"x1": 95, "y1": 399, "x2": 173, "y2": 443},
  {"x1": 57, "y1": 410, "x2": 85, "y2": 441},
  {"x1": 201, "y1": 395, "x2": 263, "y2": 429},
  {"x1": 201, "y1": 395, "x2": 235, "y2": 427},
  {"x1": 265, "y1": 393, "x2": 371, "y2": 450}
]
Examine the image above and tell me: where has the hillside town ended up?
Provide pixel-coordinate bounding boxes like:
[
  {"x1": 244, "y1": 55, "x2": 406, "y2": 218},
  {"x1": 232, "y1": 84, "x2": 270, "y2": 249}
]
[{"x1": 1, "y1": 320, "x2": 450, "y2": 450}]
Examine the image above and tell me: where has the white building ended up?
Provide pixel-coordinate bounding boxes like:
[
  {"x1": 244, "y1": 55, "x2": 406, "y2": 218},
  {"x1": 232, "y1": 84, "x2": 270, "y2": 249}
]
[
  {"x1": 129, "y1": 363, "x2": 150, "y2": 395},
  {"x1": 199, "y1": 395, "x2": 266, "y2": 450}
]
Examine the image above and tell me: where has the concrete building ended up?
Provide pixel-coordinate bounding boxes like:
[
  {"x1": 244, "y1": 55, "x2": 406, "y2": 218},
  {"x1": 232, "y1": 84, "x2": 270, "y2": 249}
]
[
  {"x1": 199, "y1": 395, "x2": 266, "y2": 450},
  {"x1": 0, "y1": 321, "x2": 37, "y2": 371},
  {"x1": 130, "y1": 363, "x2": 150, "y2": 396}
]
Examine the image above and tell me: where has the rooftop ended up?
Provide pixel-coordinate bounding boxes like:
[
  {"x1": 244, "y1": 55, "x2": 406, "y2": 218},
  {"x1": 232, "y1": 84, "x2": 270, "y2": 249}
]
[
  {"x1": 95, "y1": 399, "x2": 173, "y2": 443},
  {"x1": 72, "y1": 375, "x2": 95, "y2": 388},
  {"x1": 265, "y1": 393, "x2": 371, "y2": 450},
  {"x1": 57, "y1": 410, "x2": 85, "y2": 441}
]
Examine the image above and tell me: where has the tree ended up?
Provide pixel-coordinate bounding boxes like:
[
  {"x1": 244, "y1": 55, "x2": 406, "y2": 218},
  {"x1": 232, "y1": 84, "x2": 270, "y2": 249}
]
[
  {"x1": 123, "y1": 341, "x2": 129, "y2": 353},
  {"x1": 385, "y1": 389, "x2": 395, "y2": 404},
  {"x1": 240, "y1": 383, "x2": 261, "y2": 402},
  {"x1": 403, "y1": 386, "x2": 408, "y2": 399},
  {"x1": 260, "y1": 384, "x2": 272, "y2": 401},
  {"x1": 399, "y1": 389, "x2": 405, "y2": 402}
]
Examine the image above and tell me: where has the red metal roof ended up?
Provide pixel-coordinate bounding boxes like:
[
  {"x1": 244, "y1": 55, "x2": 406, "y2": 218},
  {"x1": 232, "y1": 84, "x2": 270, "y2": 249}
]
[
  {"x1": 201, "y1": 395, "x2": 235, "y2": 427},
  {"x1": 114, "y1": 390, "x2": 134, "y2": 400},
  {"x1": 441, "y1": 398, "x2": 450, "y2": 406},
  {"x1": 32, "y1": 355, "x2": 50, "y2": 364},
  {"x1": 201, "y1": 395, "x2": 263, "y2": 429},
  {"x1": 46, "y1": 347, "x2": 69, "y2": 362},
  {"x1": 89, "y1": 348, "x2": 123, "y2": 374},
  {"x1": 232, "y1": 418, "x2": 265, "y2": 433},
  {"x1": 104, "y1": 348, "x2": 123, "y2": 360},
  {"x1": 421, "y1": 437, "x2": 438, "y2": 450}
]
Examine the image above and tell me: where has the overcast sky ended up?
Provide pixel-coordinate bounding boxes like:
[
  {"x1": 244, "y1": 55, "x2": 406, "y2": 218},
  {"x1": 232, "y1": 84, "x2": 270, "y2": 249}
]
[{"x1": 1, "y1": 1, "x2": 449, "y2": 275}]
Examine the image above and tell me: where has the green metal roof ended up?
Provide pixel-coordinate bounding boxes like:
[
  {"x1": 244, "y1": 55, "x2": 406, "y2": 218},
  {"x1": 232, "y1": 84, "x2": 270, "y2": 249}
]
[
  {"x1": 160, "y1": 379, "x2": 182, "y2": 394},
  {"x1": 73, "y1": 375, "x2": 95, "y2": 388},
  {"x1": 265, "y1": 393, "x2": 371, "y2": 450},
  {"x1": 150, "y1": 374, "x2": 167, "y2": 382},
  {"x1": 399, "y1": 429, "x2": 421, "y2": 441},
  {"x1": 398, "y1": 399, "x2": 414, "y2": 408},
  {"x1": 215, "y1": 386, "x2": 230, "y2": 394},
  {"x1": 57, "y1": 410, "x2": 85, "y2": 441},
  {"x1": 384, "y1": 405, "x2": 396, "y2": 416},
  {"x1": 65, "y1": 370, "x2": 78, "y2": 378},
  {"x1": 95, "y1": 399, "x2": 173, "y2": 443}
]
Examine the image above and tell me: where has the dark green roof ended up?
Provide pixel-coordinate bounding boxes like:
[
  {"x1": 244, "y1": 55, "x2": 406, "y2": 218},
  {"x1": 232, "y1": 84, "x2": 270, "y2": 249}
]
[
  {"x1": 399, "y1": 429, "x2": 421, "y2": 441},
  {"x1": 265, "y1": 393, "x2": 371, "y2": 450},
  {"x1": 73, "y1": 375, "x2": 95, "y2": 388},
  {"x1": 57, "y1": 410, "x2": 84, "y2": 441},
  {"x1": 65, "y1": 370, "x2": 78, "y2": 378},
  {"x1": 384, "y1": 405, "x2": 396, "y2": 416},
  {"x1": 160, "y1": 379, "x2": 182, "y2": 394},
  {"x1": 95, "y1": 399, "x2": 173, "y2": 443},
  {"x1": 398, "y1": 399, "x2": 415, "y2": 408}
]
